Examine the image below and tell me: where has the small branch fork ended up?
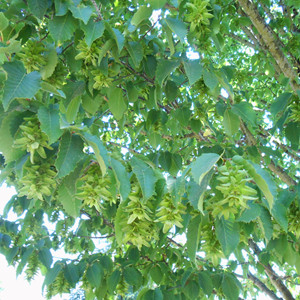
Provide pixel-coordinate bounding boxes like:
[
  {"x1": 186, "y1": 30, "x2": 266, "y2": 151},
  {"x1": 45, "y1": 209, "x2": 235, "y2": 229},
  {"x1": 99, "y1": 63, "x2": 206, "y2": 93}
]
[{"x1": 90, "y1": 0, "x2": 103, "y2": 20}]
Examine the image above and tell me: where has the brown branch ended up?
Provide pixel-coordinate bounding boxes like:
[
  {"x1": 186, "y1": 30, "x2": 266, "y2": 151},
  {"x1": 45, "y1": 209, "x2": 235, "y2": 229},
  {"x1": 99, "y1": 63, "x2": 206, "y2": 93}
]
[
  {"x1": 237, "y1": 0, "x2": 300, "y2": 94},
  {"x1": 228, "y1": 33, "x2": 256, "y2": 49},
  {"x1": 78, "y1": 234, "x2": 114, "y2": 239},
  {"x1": 240, "y1": 121, "x2": 297, "y2": 186},
  {"x1": 90, "y1": 0, "x2": 103, "y2": 20},
  {"x1": 248, "y1": 239, "x2": 295, "y2": 300}
]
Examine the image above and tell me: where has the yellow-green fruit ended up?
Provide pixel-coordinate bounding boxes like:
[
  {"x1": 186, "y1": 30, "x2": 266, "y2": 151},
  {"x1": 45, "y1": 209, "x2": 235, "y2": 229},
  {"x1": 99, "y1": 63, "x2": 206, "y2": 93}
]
[
  {"x1": 155, "y1": 195, "x2": 185, "y2": 233},
  {"x1": 13, "y1": 116, "x2": 53, "y2": 164},
  {"x1": 288, "y1": 203, "x2": 300, "y2": 239},
  {"x1": 19, "y1": 162, "x2": 57, "y2": 201},
  {"x1": 17, "y1": 40, "x2": 47, "y2": 73},
  {"x1": 75, "y1": 40, "x2": 101, "y2": 66},
  {"x1": 208, "y1": 161, "x2": 258, "y2": 219},
  {"x1": 91, "y1": 70, "x2": 113, "y2": 89},
  {"x1": 121, "y1": 188, "x2": 158, "y2": 249},
  {"x1": 76, "y1": 164, "x2": 115, "y2": 211}
]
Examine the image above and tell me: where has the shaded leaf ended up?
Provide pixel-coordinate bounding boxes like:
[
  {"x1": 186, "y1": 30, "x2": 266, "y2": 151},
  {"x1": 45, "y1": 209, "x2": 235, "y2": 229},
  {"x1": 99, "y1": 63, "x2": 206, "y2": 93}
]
[
  {"x1": 155, "y1": 59, "x2": 180, "y2": 86},
  {"x1": 82, "y1": 19, "x2": 105, "y2": 47},
  {"x1": 69, "y1": 4, "x2": 93, "y2": 25},
  {"x1": 28, "y1": 0, "x2": 48, "y2": 19},
  {"x1": 38, "y1": 247, "x2": 53, "y2": 269},
  {"x1": 165, "y1": 17, "x2": 187, "y2": 44},
  {"x1": 108, "y1": 86, "x2": 127, "y2": 120},
  {"x1": 86, "y1": 261, "x2": 104, "y2": 288},
  {"x1": 223, "y1": 109, "x2": 240, "y2": 136},
  {"x1": 183, "y1": 59, "x2": 203, "y2": 85},
  {"x1": 2, "y1": 61, "x2": 41, "y2": 111},
  {"x1": 131, "y1": 6, "x2": 152, "y2": 27},
  {"x1": 186, "y1": 215, "x2": 202, "y2": 262}
]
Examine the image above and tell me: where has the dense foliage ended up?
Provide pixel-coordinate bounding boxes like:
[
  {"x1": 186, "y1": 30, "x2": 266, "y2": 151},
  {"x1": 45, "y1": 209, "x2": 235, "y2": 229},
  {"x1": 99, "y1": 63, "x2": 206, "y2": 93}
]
[{"x1": 0, "y1": 0, "x2": 299, "y2": 299}]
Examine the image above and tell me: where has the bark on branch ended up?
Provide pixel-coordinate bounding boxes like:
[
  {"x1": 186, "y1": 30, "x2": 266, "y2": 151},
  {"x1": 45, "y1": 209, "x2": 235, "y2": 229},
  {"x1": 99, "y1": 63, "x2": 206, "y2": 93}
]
[
  {"x1": 237, "y1": 0, "x2": 300, "y2": 94},
  {"x1": 248, "y1": 239, "x2": 295, "y2": 300}
]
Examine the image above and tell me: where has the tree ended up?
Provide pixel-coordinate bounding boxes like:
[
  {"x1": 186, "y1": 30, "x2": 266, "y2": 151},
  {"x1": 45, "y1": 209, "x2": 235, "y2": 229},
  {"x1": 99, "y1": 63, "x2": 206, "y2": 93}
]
[{"x1": 0, "y1": 0, "x2": 299, "y2": 299}]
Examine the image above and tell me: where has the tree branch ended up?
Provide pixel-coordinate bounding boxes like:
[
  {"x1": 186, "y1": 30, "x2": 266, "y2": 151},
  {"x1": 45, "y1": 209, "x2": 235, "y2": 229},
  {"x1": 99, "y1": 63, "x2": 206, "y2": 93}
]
[
  {"x1": 237, "y1": 0, "x2": 300, "y2": 94},
  {"x1": 248, "y1": 239, "x2": 295, "y2": 300}
]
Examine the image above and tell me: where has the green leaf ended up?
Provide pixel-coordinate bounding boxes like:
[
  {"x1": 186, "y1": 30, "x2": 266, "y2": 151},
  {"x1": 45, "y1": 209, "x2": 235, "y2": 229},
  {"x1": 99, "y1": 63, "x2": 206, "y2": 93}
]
[
  {"x1": 215, "y1": 216, "x2": 240, "y2": 256},
  {"x1": 69, "y1": 4, "x2": 93, "y2": 25},
  {"x1": 54, "y1": 0, "x2": 68, "y2": 16},
  {"x1": 198, "y1": 271, "x2": 213, "y2": 296},
  {"x1": 131, "y1": 157, "x2": 157, "y2": 201},
  {"x1": 81, "y1": 132, "x2": 108, "y2": 176},
  {"x1": 270, "y1": 92, "x2": 292, "y2": 116},
  {"x1": 222, "y1": 273, "x2": 240, "y2": 300},
  {"x1": 55, "y1": 132, "x2": 84, "y2": 178},
  {"x1": 63, "y1": 80, "x2": 85, "y2": 104},
  {"x1": 232, "y1": 156, "x2": 275, "y2": 210},
  {"x1": 131, "y1": 6, "x2": 152, "y2": 27},
  {"x1": 165, "y1": 17, "x2": 187, "y2": 44},
  {"x1": 114, "y1": 200, "x2": 127, "y2": 246},
  {"x1": 223, "y1": 109, "x2": 240, "y2": 136},
  {"x1": 40, "y1": 48, "x2": 58, "y2": 80},
  {"x1": 44, "y1": 262, "x2": 62, "y2": 287},
  {"x1": 184, "y1": 280, "x2": 200, "y2": 299},
  {"x1": 258, "y1": 208, "x2": 273, "y2": 241},
  {"x1": 107, "y1": 269, "x2": 121, "y2": 294},
  {"x1": 82, "y1": 19, "x2": 105, "y2": 47},
  {"x1": 66, "y1": 96, "x2": 81, "y2": 123},
  {"x1": 237, "y1": 201, "x2": 262, "y2": 223},
  {"x1": 232, "y1": 102, "x2": 256, "y2": 127},
  {"x1": 285, "y1": 122, "x2": 300, "y2": 149},
  {"x1": 124, "y1": 267, "x2": 143, "y2": 287},
  {"x1": 64, "y1": 262, "x2": 80, "y2": 285},
  {"x1": 127, "y1": 41, "x2": 144, "y2": 68},
  {"x1": 38, "y1": 104, "x2": 63, "y2": 144},
  {"x1": 2, "y1": 61, "x2": 41, "y2": 111},
  {"x1": 271, "y1": 203, "x2": 288, "y2": 232},
  {"x1": 0, "y1": 40, "x2": 21, "y2": 55},
  {"x1": 28, "y1": 0, "x2": 48, "y2": 19},
  {"x1": 203, "y1": 68, "x2": 218, "y2": 90},
  {"x1": 143, "y1": 288, "x2": 163, "y2": 300},
  {"x1": 0, "y1": 12, "x2": 9, "y2": 31},
  {"x1": 183, "y1": 59, "x2": 203, "y2": 85},
  {"x1": 108, "y1": 86, "x2": 127, "y2": 120},
  {"x1": 155, "y1": 59, "x2": 180, "y2": 86},
  {"x1": 86, "y1": 261, "x2": 104, "y2": 288},
  {"x1": 110, "y1": 158, "x2": 131, "y2": 201},
  {"x1": 191, "y1": 153, "x2": 221, "y2": 186},
  {"x1": 104, "y1": 23, "x2": 125, "y2": 52},
  {"x1": 38, "y1": 247, "x2": 53, "y2": 269},
  {"x1": 0, "y1": 111, "x2": 24, "y2": 162},
  {"x1": 150, "y1": 265, "x2": 164, "y2": 284},
  {"x1": 49, "y1": 12, "x2": 77, "y2": 43},
  {"x1": 149, "y1": 0, "x2": 167, "y2": 9},
  {"x1": 186, "y1": 215, "x2": 202, "y2": 262}
]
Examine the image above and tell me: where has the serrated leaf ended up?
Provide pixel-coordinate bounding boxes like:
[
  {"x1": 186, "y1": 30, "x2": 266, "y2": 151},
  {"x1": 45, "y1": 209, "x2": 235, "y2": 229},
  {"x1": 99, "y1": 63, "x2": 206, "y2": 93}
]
[
  {"x1": 0, "y1": 111, "x2": 25, "y2": 162},
  {"x1": 40, "y1": 48, "x2": 58, "y2": 79},
  {"x1": 270, "y1": 92, "x2": 292, "y2": 116},
  {"x1": 38, "y1": 104, "x2": 63, "y2": 144},
  {"x1": 237, "y1": 201, "x2": 262, "y2": 223},
  {"x1": 183, "y1": 59, "x2": 203, "y2": 85},
  {"x1": 144, "y1": 288, "x2": 163, "y2": 300},
  {"x1": 43, "y1": 262, "x2": 62, "y2": 287},
  {"x1": 104, "y1": 23, "x2": 125, "y2": 52},
  {"x1": 155, "y1": 59, "x2": 180, "y2": 86},
  {"x1": 63, "y1": 80, "x2": 85, "y2": 105},
  {"x1": 232, "y1": 102, "x2": 256, "y2": 127},
  {"x1": 108, "y1": 86, "x2": 127, "y2": 120},
  {"x1": 64, "y1": 262, "x2": 80, "y2": 285},
  {"x1": 198, "y1": 271, "x2": 213, "y2": 296},
  {"x1": 127, "y1": 41, "x2": 143, "y2": 68},
  {"x1": 2, "y1": 61, "x2": 41, "y2": 111},
  {"x1": 131, "y1": 157, "x2": 157, "y2": 201},
  {"x1": 55, "y1": 132, "x2": 84, "y2": 178},
  {"x1": 174, "y1": 107, "x2": 191, "y2": 127},
  {"x1": 86, "y1": 261, "x2": 104, "y2": 288},
  {"x1": 149, "y1": 0, "x2": 167, "y2": 9},
  {"x1": 215, "y1": 216, "x2": 240, "y2": 256},
  {"x1": 49, "y1": 12, "x2": 77, "y2": 42},
  {"x1": 203, "y1": 68, "x2": 218, "y2": 90},
  {"x1": 186, "y1": 215, "x2": 202, "y2": 262},
  {"x1": 124, "y1": 267, "x2": 143, "y2": 287},
  {"x1": 69, "y1": 4, "x2": 93, "y2": 25},
  {"x1": 258, "y1": 208, "x2": 273, "y2": 241},
  {"x1": 131, "y1": 6, "x2": 152, "y2": 27},
  {"x1": 191, "y1": 153, "x2": 221, "y2": 186},
  {"x1": 82, "y1": 132, "x2": 108, "y2": 176},
  {"x1": 165, "y1": 17, "x2": 187, "y2": 44},
  {"x1": 107, "y1": 269, "x2": 121, "y2": 293},
  {"x1": 38, "y1": 247, "x2": 53, "y2": 269},
  {"x1": 28, "y1": 0, "x2": 48, "y2": 19},
  {"x1": 223, "y1": 109, "x2": 240, "y2": 136},
  {"x1": 110, "y1": 158, "x2": 130, "y2": 201},
  {"x1": 66, "y1": 96, "x2": 81, "y2": 123},
  {"x1": 82, "y1": 19, "x2": 105, "y2": 47},
  {"x1": 272, "y1": 203, "x2": 288, "y2": 231},
  {"x1": 115, "y1": 200, "x2": 127, "y2": 246},
  {"x1": 150, "y1": 265, "x2": 163, "y2": 284},
  {"x1": 0, "y1": 12, "x2": 9, "y2": 31},
  {"x1": 222, "y1": 274, "x2": 240, "y2": 300}
]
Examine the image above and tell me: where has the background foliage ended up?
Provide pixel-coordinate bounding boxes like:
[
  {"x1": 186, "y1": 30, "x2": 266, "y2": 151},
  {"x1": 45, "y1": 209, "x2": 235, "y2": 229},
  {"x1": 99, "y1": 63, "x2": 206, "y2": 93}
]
[{"x1": 0, "y1": 0, "x2": 299, "y2": 299}]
